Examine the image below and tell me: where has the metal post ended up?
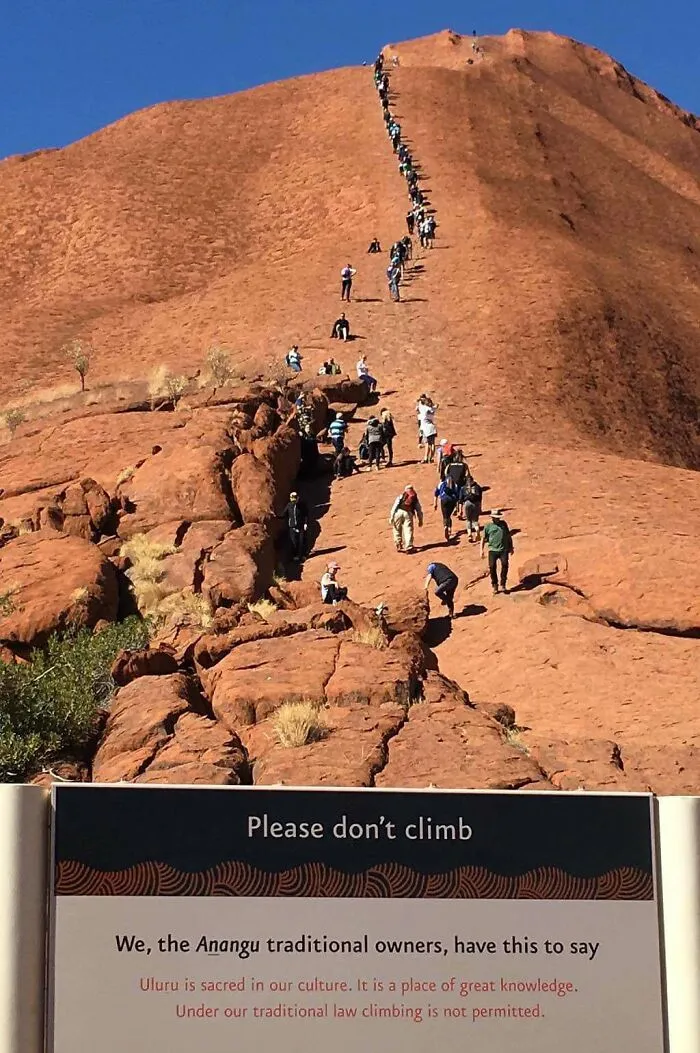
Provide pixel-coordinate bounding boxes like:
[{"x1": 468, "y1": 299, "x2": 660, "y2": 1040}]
[
  {"x1": 0, "y1": 785, "x2": 50, "y2": 1053},
  {"x1": 656, "y1": 795, "x2": 700, "y2": 1053}
]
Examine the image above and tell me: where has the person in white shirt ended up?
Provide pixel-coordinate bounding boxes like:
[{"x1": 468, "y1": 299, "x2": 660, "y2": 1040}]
[
  {"x1": 320, "y1": 562, "x2": 348, "y2": 604},
  {"x1": 341, "y1": 264, "x2": 357, "y2": 302},
  {"x1": 356, "y1": 355, "x2": 377, "y2": 394}
]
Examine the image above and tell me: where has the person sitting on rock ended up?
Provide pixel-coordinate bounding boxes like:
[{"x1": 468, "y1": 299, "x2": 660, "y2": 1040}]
[
  {"x1": 356, "y1": 355, "x2": 378, "y2": 393},
  {"x1": 328, "y1": 357, "x2": 341, "y2": 375},
  {"x1": 320, "y1": 562, "x2": 348, "y2": 605},
  {"x1": 285, "y1": 345, "x2": 302, "y2": 372},
  {"x1": 331, "y1": 313, "x2": 351, "y2": 340},
  {"x1": 367, "y1": 237, "x2": 382, "y2": 254}
]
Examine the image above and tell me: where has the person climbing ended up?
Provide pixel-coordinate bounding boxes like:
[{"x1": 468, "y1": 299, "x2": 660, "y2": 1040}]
[
  {"x1": 367, "y1": 237, "x2": 382, "y2": 254},
  {"x1": 364, "y1": 416, "x2": 384, "y2": 471},
  {"x1": 334, "y1": 445, "x2": 359, "y2": 479},
  {"x1": 328, "y1": 412, "x2": 348, "y2": 454},
  {"x1": 434, "y1": 475, "x2": 460, "y2": 541},
  {"x1": 356, "y1": 355, "x2": 378, "y2": 393},
  {"x1": 424, "y1": 561, "x2": 459, "y2": 618},
  {"x1": 437, "y1": 439, "x2": 456, "y2": 479},
  {"x1": 379, "y1": 408, "x2": 396, "y2": 466},
  {"x1": 285, "y1": 345, "x2": 302, "y2": 372},
  {"x1": 282, "y1": 491, "x2": 309, "y2": 562},
  {"x1": 420, "y1": 417, "x2": 437, "y2": 463},
  {"x1": 330, "y1": 313, "x2": 350, "y2": 340},
  {"x1": 321, "y1": 562, "x2": 348, "y2": 604},
  {"x1": 461, "y1": 473, "x2": 483, "y2": 541},
  {"x1": 388, "y1": 265, "x2": 401, "y2": 303},
  {"x1": 299, "y1": 424, "x2": 319, "y2": 477},
  {"x1": 341, "y1": 264, "x2": 357, "y2": 302},
  {"x1": 389, "y1": 485, "x2": 423, "y2": 553},
  {"x1": 480, "y1": 509, "x2": 514, "y2": 595},
  {"x1": 445, "y1": 448, "x2": 467, "y2": 489},
  {"x1": 402, "y1": 234, "x2": 413, "y2": 260}
]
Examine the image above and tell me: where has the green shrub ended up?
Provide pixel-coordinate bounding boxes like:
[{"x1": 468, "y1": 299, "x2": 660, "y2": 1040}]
[{"x1": 0, "y1": 616, "x2": 150, "y2": 782}]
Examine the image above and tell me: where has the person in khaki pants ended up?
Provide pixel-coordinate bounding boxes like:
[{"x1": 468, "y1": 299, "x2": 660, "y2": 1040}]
[{"x1": 389, "y1": 485, "x2": 424, "y2": 553}]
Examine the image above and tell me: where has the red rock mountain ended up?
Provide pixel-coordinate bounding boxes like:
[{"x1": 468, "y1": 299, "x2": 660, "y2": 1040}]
[{"x1": 1, "y1": 29, "x2": 699, "y2": 792}]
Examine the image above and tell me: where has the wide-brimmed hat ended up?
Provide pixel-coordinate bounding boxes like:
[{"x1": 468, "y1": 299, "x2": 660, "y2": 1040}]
[
  {"x1": 328, "y1": 561, "x2": 341, "y2": 570},
  {"x1": 290, "y1": 491, "x2": 298, "y2": 499},
  {"x1": 491, "y1": 509, "x2": 504, "y2": 518}
]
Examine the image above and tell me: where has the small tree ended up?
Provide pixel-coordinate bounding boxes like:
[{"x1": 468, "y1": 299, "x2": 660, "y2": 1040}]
[
  {"x1": 3, "y1": 409, "x2": 26, "y2": 437},
  {"x1": 206, "y1": 345, "x2": 234, "y2": 388},
  {"x1": 64, "y1": 339, "x2": 91, "y2": 392},
  {"x1": 165, "y1": 374, "x2": 187, "y2": 406}
]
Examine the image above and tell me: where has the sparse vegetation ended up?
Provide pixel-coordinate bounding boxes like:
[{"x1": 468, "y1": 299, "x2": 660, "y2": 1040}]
[
  {"x1": 206, "y1": 345, "x2": 235, "y2": 388},
  {"x1": 247, "y1": 598, "x2": 278, "y2": 621},
  {"x1": 148, "y1": 366, "x2": 188, "y2": 408},
  {"x1": 63, "y1": 339, "x2": 91, "y2": 392},
  {"x1": 121, "y1": 534, "x2": 177, "y2": 613},
  {"x1": 3, "y1": 408, "x2": 27, "y2": 437},
  {"x1": 115, "y1": 465, "x2": 136, "y2": 487},
  {"x1": 0, "y1": 585, "x2": 18, "y2": 617},
  {"x1": 154, "y1": 589, "x2": 213, "y2": 630},
  {"x1": 502, "y1": 725, "x2": 531, "y2": 755},
  {"x1": 351, "y1": 625, "x2": 388, "y2": 650},
  {"x1": 272, "y1": 700, "x2": 327, "y2": 748},
  {"x1": 0, "y1": 617, "x2": 150, "y2": 782}
]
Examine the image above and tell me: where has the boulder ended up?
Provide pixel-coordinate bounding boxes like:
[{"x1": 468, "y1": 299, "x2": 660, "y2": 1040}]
[
  {"x1": 195, "y1": 621, "x2": 300, "y2": 676},
  {"x1": 251, "y1": 425, "x2": 301, "y2": 501},
  {"x1": 243, "y1": 703, "x2": 406, "y2": 787},
  {"x1": 159, "y1": 520, "x2": 231, "y2": 592},
  {"x1": 110, "y1": 648, "x2": 180, "y2": 687},
  {"x1": 118, "y1": 444, "x2": 235, "y2": 538},
  {"x1": 384, "y1": 586, "x2": 430, "y2": 638},
  {"x1": 325, "y1": 641, "x2": 418, "y2": 708},
  {"x1": 269, "y1": 579, "x2": 320, "y2": 610},
  {"x1": 230, "y1": 453, "x2": 277, "y2": 528},
  {"x1": 270, "y1": 602, "x2": 350, "y2": 634},
  {"x1": 135, "y1": 712, "x2": 249, "y2": 785},
  {"x1": 209, "y1": 630, "x2": 341, "y2": 727},
  {"x1": 92, "y1": 673, "x2": 199, "y2": 782},
  {"x1": 377, "y1": 673, "x2": 546, "y2": 790},
  {"x1": 301, "y1": 375, "x2": 367, "y2": 405},
  {"x1": 203, "y1": 525, "x2": 275, "y2": 607},
  {"x1": 0, "y1": 531, "x2": 118, "y2": 647},
  {"x1": 523, "y1": 735, "x2": 643, "y2": 791},
  {"x1": 518, "y1": 554, "x2": 569, "y2": 582}
]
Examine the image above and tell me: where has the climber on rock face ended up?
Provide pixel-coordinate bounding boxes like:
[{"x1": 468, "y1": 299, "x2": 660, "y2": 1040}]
[
  {"x1": 389, "y1": 485, "x2": 423, "y2": 553},
  {"x1": 330, "y1": 313, "x2": 350, "y2": 340},
  {"x1": 367, "y1": 237, "x2": 382, "y2": 254},
  {"x1": 328, "y1": 412, "x2": 348, "y2": 455},
  {"x1": 282, "y1": 491, "x2": 309, "y2": 563},
  {"x1": 424, "y1": 562, "x2": 459, "y2": 619},
  {"x1": 341, "y1": 264, "x2": 357, "y2": 302},
  {"x1": 481, "y1": 509, "x2": 515, "y2": 595},
  {"x1": 363, "y1": 415, "x2": 384, "y2": 471},
  {"x1": 460, "y1": 473, "x2": 483, "y2": 542},
  {"x1": 434, "y1": 475, "x2": 460, "y2": 542}
]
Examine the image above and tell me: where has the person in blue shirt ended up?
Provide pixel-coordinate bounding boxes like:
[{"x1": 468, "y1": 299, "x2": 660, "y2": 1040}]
[{"x1": 434, "y1": 476, "x2": 460, "y2": 541}]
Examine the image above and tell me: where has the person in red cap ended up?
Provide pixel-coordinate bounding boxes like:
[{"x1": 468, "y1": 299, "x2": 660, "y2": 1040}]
[{"x1": 389, "y1": 485, "x2": 423, "y2": 553}]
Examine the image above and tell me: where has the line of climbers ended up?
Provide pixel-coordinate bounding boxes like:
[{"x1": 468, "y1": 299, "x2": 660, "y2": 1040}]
[{"x1": 281, "y1": 48, "x2": 513, "y2": 620}]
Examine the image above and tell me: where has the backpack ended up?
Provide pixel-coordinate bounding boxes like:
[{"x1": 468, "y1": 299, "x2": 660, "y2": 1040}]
[
  {"x1": 358, "y1": 440, "x2": 370, "y2": 461},
  {"x1": 402, "y1": 491, "x2": 417, "y2": 512}
]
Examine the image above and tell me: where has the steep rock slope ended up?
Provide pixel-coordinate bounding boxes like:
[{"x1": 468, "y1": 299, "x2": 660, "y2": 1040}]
[{"x1": 1, "y1": 29, "x2": 699, "y2": 792}]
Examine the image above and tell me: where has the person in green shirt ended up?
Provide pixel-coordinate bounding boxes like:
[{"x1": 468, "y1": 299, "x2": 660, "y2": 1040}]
[{"x1": 480, "y1": 510, "x2": 514, "y2": 595}]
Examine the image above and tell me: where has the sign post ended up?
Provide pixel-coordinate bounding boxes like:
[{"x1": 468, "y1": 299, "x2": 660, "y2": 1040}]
[{"x1": 49, "y1": 785, "x2": 665, "y2": 1053}]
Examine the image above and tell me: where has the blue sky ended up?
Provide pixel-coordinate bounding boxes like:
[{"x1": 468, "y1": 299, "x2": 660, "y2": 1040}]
[{"x1": 1, "y1": 0, "x2": 698, "y2": 159}]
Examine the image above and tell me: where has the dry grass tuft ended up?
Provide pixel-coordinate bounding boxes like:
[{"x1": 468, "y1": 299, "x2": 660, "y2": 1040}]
[
  {"x1": 247, "y1": 598, "x2": 277, "y2": 621},
  {"x1": 272, "y1": 700, "x2": 327, "y2": 748},
  {"x1": 351, "y1": 625, "x2": 388, "y2": 650},
  {"x1": 155, "y1": 589, "x2": 213, "y2": 629},
  {"x1": 115, "y1": 465, "x2": 136, "y2": 487},
  {"x1": 121, "y1": 535, "x2": 177, "y2": 613}
]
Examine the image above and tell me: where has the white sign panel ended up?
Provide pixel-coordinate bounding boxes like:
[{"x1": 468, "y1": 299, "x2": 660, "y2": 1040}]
[{"x1": 50, "y1": 786, "x2": 665, "y2": 1052}]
